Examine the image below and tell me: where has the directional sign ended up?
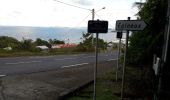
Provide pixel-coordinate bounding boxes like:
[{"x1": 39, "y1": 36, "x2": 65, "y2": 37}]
[{"x1": 116, "y1": 20, "x2": 147, "y2": 31}]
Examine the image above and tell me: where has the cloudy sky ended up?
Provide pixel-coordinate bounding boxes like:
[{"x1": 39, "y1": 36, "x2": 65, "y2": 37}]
[
  {"x1": 0, "y1": 0, "x2": 143, "y2": 28},
  {"x1": 0, "y1": 0, "x2": 145, "y2": 43}
]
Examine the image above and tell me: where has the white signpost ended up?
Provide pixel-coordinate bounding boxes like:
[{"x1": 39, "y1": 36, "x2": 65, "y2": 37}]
[
  {"x1": 116, "y1": 20, "x2": 147, "y2": 31},
  {"x1": 115, "y1": 18, "x2": 147, "y2": 100}
]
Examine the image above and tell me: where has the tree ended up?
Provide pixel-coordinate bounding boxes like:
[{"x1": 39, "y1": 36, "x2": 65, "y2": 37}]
[
  {"x1": 34, "y1": 38, "x2": 51, "y2": 48},
  {"x1": 19, "y1": 39, "x2": 35, "y2": 51},
  {"x1": 0, "y1": 36, "x2": 20, "y2": 49},
  {"x1": 48, "y1": 39, "x2": 65, "y2": 44},
  {"x1": 128, "y1": 0, "x2": 167, "y2": 65},
  {"x1": 76, "y1": 32, "x2": 107, "y2": 52}
]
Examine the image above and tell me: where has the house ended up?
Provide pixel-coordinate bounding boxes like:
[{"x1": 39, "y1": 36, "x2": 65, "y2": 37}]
[
  {"x1": 3, "y1": 47, "x2": 12, "y2": 50},
  {"x1": 36, "y1": 46, "x2": 49, "y2": 50},
  {"x1": 52, "y1": 44, "x2": 77, "y2": 49}
]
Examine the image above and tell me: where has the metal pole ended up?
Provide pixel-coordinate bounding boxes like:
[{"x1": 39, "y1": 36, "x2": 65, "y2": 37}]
[
  {"x1": 93, "y1": 33, "x2": 99, "y2": 100},
  {"x1": 156, "y1": 0, "x2": 170, "y2": 100},
  {"x1": 92, "y1": 9, "x2": 95, "y2": 45},
  {"x1": 121, "y1": 17, "x2": 130, "y2": 100},
  {"x1": 116, "y1": 38, "x2": 121, "y2": 81}
]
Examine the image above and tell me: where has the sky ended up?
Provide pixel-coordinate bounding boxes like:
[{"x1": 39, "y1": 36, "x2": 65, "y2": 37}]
[
  {"x1": 0, "y1": 0, "x2": 144, "y2": 43},
  {"x1": 0, "y1": 0, "x2": 142, "y2": 27}
]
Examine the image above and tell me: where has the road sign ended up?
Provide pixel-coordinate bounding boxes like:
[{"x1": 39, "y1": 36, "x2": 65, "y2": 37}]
[
  {"x1": 88, "y1": 20, "x2": 108, "y2": 33},
  {"x1": 117, "y1": 32, "x2": 122, "y2": 38},
  {"x1": 116, "y1": 20, "x2": 147, "y2": 31}
]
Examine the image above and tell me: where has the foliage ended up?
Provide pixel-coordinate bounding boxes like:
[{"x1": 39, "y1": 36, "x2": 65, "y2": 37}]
[
  {"x1": 0, "y1": 36, "x2": 20, "y2": 49},
  {"x1": 75, "y1": 32, "x2": 107, "y2": 52},
  {"x1": 128, "y1": 0, "x2": 167, "y2": 65},
  {"x1": 0, "y1": 36, "x2": 66, "y2": 51},
  {"x1": 34, "y1": 38, "x2": 51, "y2": 48},
  {"x1": 48, "y1": 39, "x2": 65, "y2": 44},
  {"x1": 19, "y1": 39, "x2": 36, "y2": 51}
]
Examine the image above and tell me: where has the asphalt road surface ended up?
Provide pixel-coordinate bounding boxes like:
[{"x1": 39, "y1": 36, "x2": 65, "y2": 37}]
[{"x1": 0, "y1": 51, "x2": 118, "y2": 75}]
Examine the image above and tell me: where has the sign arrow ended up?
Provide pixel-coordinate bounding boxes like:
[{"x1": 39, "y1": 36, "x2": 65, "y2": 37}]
[{"x1": 116, "y1": 20, "x2": 147, "y2": 31}]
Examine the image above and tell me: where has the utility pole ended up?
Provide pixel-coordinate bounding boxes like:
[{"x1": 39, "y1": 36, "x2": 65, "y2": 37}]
[
  {"x1": 92, "y1": 9, "x2": 95, "y2": 45},
  {"x1": 91, "y1": 8, "x2": 105, "y2": 46}
]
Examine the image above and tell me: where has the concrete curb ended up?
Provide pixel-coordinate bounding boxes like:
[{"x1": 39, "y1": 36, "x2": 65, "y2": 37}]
[{"x1": 58, "y1": 80, "x2": 94, "y2": 100}]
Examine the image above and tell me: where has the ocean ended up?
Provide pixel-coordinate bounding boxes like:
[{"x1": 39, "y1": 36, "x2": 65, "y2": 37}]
[{"x1": 0, "y1": 26, "x2": 120, "y2": 43}]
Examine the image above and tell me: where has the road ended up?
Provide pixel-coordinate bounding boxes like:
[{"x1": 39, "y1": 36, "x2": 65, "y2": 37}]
[{"x1": 0, "y1": 52, "x2": 118, "y2": 75}]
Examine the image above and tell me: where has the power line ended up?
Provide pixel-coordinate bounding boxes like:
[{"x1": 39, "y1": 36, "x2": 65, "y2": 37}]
[
  {"x1": 63, "y1": 12, "x2": 91, "y2": 41},
  {"x1": 95, "y1": 13, "x2": 103, "y2": 20},
  {"x1": 64, "y1": 12, "x2": 91, "y2": 35},
  {"x1": 53, "y1": 0, "x2": 91, "y2": 11},
  {"x1": 95, "y1": 13, "x2": 115, "y2": 28}
]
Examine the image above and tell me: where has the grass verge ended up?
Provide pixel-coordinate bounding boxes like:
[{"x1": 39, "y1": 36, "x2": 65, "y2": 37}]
[
  {"x1": 66, "y1": 72, "x2": 121, "y2": 100},
  {"x1": 65, "y1": 65, "x2": 154, "y2": 100}
]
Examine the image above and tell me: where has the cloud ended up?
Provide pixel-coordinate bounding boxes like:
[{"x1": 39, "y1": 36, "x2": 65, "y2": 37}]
[{"x1": 71, "y1": 0, "x2": 92, "y2": 6}]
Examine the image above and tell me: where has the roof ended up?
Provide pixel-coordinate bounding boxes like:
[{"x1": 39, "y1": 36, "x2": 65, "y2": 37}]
[{"x1": 36, "y1": 46, "x2": 49, "y2": 49}]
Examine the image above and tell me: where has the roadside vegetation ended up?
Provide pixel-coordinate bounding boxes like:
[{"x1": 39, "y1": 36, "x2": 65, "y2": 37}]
[
  {"x1": 0, "y1": 32, "x2": 107, "y2": 57},
  {"x1": 126, "y1": 0, "x2": 167, "y2": 99},
  {"x1": 75, "y1": 32, "x2": 107, "y2": 52},
  {"x1": 66, "y1": 72, "x2": 120, "y2": 100},
  {"x1": 66, "y1": 65, "x2": 154, "y2": 100},
  {"x1": 66, "y1": 0, "x2": 167, "y2": 99}
]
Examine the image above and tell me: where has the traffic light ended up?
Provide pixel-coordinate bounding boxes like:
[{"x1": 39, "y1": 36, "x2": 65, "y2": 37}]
[{"x1": 117, "y1": 32, "x2": 122, "y2": 38}]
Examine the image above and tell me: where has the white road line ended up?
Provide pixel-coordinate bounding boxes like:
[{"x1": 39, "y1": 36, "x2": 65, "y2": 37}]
[
  {"x1": 107, "y1": 59, "x2": 118, "y2": 61},
  {"x1": 29, "y1": 56, "x2": 54, "y2": 59},
  {"x1": 54, "y1": 58, "x2": 76, "y2": 61},
  {"x1": 54, "y1": 56, "x2": 94, "y2": 61},
  {"x1": 0, "y1": 75, "x2": 6, "y2": 77},
  {"x1": 61, "y1": 63, "x2": 89, "y2": 68},
  {"x1": 6, "y1": 61, "x2": 42, "y2": 65},
  {"x1": 83, "y1": 56, "x2": 94, "y2": 58},
  {"x1": 102, "y1": 55, "x2": 110, "y2": 57},
  {"x1": 74, "y1": 54, "x2": 87, "y2": 56}
]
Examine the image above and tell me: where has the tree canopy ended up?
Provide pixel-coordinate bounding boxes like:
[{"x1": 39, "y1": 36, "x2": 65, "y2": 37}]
[
  {"x1": 0, "y1": 36, "x2": 20, "y2": 49},
  {"x1": 0, "y1": 36, "x2": 65, "y2": 51},
  {"x1": 76, "y1": 32, "x2": 107, "y2": 52},
  {"x1": 128, "y1": 0, "x2": 167, "y2": 65}
]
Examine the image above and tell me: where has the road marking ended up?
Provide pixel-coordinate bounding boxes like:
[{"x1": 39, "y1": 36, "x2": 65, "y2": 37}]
[
  {"x1": 74, "y1": 54, "x2": 87, "y2": 56},
  {"x1": 81, "y1": 56, "x2": 94, "y2": 59},
  {"x1": 0, "y1": 75, "x2": 6, "y2": 77},
  {"x1": 29, "y1": 56, "x2": 54, "y2": 59},
  {"x1": 102, "y1": 55, "x2": 110, "y2": 57},
  {"x1": 61, "y1": 63, "x2": 89, "y2": 68},
  {"x1": 54, "y1": 56, "x2": 94, "y2": 61},
  {"x1": 54, "y1": 58, "x2": 76, "y2": 61},
  {"x1": 107, "y1": 59, "x2": 117, "y2": 61},
  {"x1": 6, "y1": 61, "x2": 42, "y2": 65}
]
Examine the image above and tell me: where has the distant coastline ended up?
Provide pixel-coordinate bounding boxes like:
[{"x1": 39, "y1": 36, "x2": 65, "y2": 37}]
[{"x1": 0, "y1": 26, "x2": 86, "y2": 43}]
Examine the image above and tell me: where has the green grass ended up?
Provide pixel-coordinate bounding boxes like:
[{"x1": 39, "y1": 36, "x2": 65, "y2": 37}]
[
  {"x1": 67, "y1": 72, "x2": 121, "y2": 100},
  {"x1": 0, "y1": 48, "x2": 84, "y2": 57},
  {"x1": 67, "y1": 64, "x2": 154, "y2": 100}
]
